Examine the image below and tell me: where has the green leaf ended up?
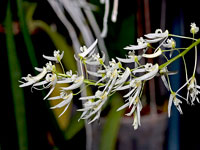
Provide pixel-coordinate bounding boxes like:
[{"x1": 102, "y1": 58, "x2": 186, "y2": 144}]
[
  {"x1": 24, "y1": 2, "x2": 77, "y2": 72},
  {"x1": 64, "y1": 112, "x2": 85, "y2": 140},
  {"x1": 5, "y1": 2, "x2": 28, "y2": 150},
  {"x1": 17, "y1": 0, "x2": 38, "y2": 67},
  {"x1": 100, "y1": 93, "x2": 125, "y2": 150}
]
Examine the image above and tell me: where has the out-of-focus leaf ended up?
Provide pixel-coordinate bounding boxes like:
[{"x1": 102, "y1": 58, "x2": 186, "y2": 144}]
[
  {"x1": 5, "y1": 2, "x2": 28, "y2": 150},
  {"x1": 100, "y1": 93, "x2": 125, "y2": 150},
  {"x1": 64, "y1": 112, "x2": 85, "y2": 140},
  {"x1": 24, "y1": 2, "x2": 77, "y2": 72},
  {"x1": 16, "y1": 0, "x2": 38, "y2": 67}
]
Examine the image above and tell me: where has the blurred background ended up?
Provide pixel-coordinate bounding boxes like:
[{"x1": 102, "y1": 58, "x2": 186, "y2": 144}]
[{"x1": 1, "y1": 0, "x2": 200, "y2": 150}]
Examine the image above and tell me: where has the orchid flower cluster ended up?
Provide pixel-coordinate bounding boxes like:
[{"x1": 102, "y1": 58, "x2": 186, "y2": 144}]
[{"x1": 19, "y1": 23, "x2": 200, "y2": 129}]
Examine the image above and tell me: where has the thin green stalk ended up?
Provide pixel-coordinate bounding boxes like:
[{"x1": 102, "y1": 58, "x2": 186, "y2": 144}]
[
  {"x1": 5, "y1": 2, "x2": 28, "y2": 150},
  {"x1": 16, "y1": 0, "x2": 38, "y2": 67},
  {"x1": 159, "y1": 38, "x2": 200, "y2": 70},
  {"x1": 169, "y1": 34, "x2": 197, "y2": 41}
]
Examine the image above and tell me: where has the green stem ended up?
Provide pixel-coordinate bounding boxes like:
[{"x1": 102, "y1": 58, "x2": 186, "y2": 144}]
[
  {"x1": 159, "y1": 38, "x2": 200, "y2": 70},
  {"x1": 169, "y1": 34, "x2": 197, "y2": 41},
  {"x1": 84, "y1": 79, "x2": 105, "y2": 86}
]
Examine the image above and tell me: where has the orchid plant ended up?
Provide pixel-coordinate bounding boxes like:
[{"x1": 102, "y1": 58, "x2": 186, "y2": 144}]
[{"x1": 19, "y1": 23, "x2": 200, "y2": 130}]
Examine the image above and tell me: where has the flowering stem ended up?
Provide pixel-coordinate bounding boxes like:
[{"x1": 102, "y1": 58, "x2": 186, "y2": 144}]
[{"x1": 159, "y1": 38, "x2": 200, "y2": 70}]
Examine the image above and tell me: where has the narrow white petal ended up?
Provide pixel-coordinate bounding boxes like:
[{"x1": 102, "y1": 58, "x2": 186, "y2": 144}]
[
  {"x1": 107, "y1": 74, "x2": 118, "y2": 93},
  {"x1": 117, "y1": 102, "x2": 129, "y2": 111},
  {"x1": 135, "y1": 64, "x2": 158, "y2": 81},
  {"x1": 115, "y1": 84, "x2": 130, "y2": 91},
  {"x1": 43, "y1": 55, "x2": 57, "y2": 61},
  {"x1": 60, "y1": 51, "x2": 64, "y2": 60},
  {"x1": 161, "y1": 75, "x2": 169, "y2": 90},
  {"x1": 34, "y1": 67, "x2": 43, "y2": 72},
  {"x1": 95, "y1": 75, "x2": 107, "y2": 85},
  {"x1": 58, "y1": 104, "x2": 70, "y2": 118},
  {"x1": 116, "y1": 57, "x2": 135, "y2": 63},
  {"x1": 48, "y1": 95, "x2": 62, "y2": 100},
  {"x1": 33, "y1": 80, "x2": 48, "y2": 87},
  {"x1": 43, "y1": 86, "x2": 56, "y2": 100},
  {"x1": 97, "y1": 70, "x2": 106, "y2": 74},
  {"x1": 102, "y1": 78, "x2": 112, "y2": 93},
  {"x1": 144, "y1": 33, "x2": 158, "y2": 39},
  {"x1": 51, "y1": 93, "x2": 73, "y2": 109},
  {"x1": 115, "y1": 68, "x2": 131, "y2": 85},
  {"x1": 79, "y1": 96, "x2": 96, "y2": 100},
  {"x1": 124, "y1": 43, "x2": 147, "y2": 50},
  {"x1": 123, "y1": 87, "x2": 136, "y2": 98},
  {"x1": 32, "y1": 67, "x2": 47, "y2": 81},
  {"x1": 61, "y1": 76, "x2": 83, "y2": 91},
  {"x1": 87, "y1": 70, "x2": 102, "y2": 77},
  {"x1": 168, "y1": 94, "x2": 173, "y2": 117},
  {"x1": 125, "y1": 105, "x2": 136, "y2": 116},
  {"x1": 142, "y1": 49, "x2": 162, "y2": 58},
  {"x1": 88, "y1": 111, "x2": 101, "y2": 124},
  {"x1": 83, "y1": 101, "x2": 105, "y2": 119},
  {"x1": 19, "y1": 80, "x2": 35, "y2": 88},
  {"x1": 129, "y1": 89, "x2": 140, "y2": 107},
  {"x1": 132, "y1": 68, "x2": 146, "y2": 74},
  {"x1": 57, "y1": 78, "x2": 73, "y2": 84},
  {"x1": 137, "y1": 104, "x2": 141, "y2": 126},
  {"x1": 78, "y1": 110, "x2": 88, "y2": 121},
  {"x1": 79, "y1": 39, "x2": 98, "y2": 58},
  {"x1": 145, "y1": 37, "x2": 163, "y2": 43}
]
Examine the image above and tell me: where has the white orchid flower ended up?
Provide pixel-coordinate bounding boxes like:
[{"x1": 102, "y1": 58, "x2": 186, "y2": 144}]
[
  {"x1": 163, "y1": 38, "x2": 176, "y2": 49},
  {"x1": 144, "y1": 29, "x2": 168, "y2": 44},
  {"x1": 34, "y1": 61, "x2": 54, "y2": 72},
  {"x1": 135, "y1": 64, "x2": 159, "y2": 81},
  {"x1": 190, "y1": 23, "x2": 199, "y2": 34},
  {"x1": 57, "y1": 74, "x2": 78, "y2": 84},
  {"x1": 78, "y1": 91, "x2": 108, "y2": 123},
  {"x1": 61, "y1": 75, "x2": 84, "y2": 91},
  {"x1": 95, "y1": 60, "x2": 120, "y2": 86},
  {"x1": 78, "y1": 39, "x2": 98, "y2": 58},
  {"x1": 117, "y1": 96, "x2": 142, "y2": 130},
  {"x1": 187, "y1": 76, "x2": 200, "y2": 105},
  {"x1": 142, "y1": 48, "x2": 162, "y2": 58},
  {"x1": 124, "y1": 37, "x2": 148, "y2": 51},
  {"x1": 85, "y1": 52, "x2": 105, "y2": 65},
  {"x1": 115, "y1": 67, "x2": 131, "y2": 85},
  {"x1": 132, "y1": 105, "x2": 142, "y2": 130},
  {"x1": 43, "y1": 50, "x2": 64, "y2": 63},
  {"x1": 33, "y1": 73, "x2": 58, "y2": 100},
  {"x1": 49, "y1": 92, "x2": 73, "y2": 117},
  {"x1": 145, "y1": 29, "x2": 169, "y2": 39},
  {"x1": 168, "y1": 92, "x2": 183, "y2": 117},
  {"x1": 19, "y1": 67, "x2": 47, "y2": 87},
  {"x1": 159, "y1": 67, "x2": 177, "y2": 91},
  {"x1": 116, "y1": 51, "x2": 142, "y2": 64}
]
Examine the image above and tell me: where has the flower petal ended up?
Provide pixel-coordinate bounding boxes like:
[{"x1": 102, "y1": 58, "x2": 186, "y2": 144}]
[
  {"x1": 135, "y1": 64, "x2": 158, "y2": 81},
  {"x1": 50, "y1": 93, "x2": 73, "y2": 109},
  {"x1": 142, "y1": 48, "x2": 162, "y2": 58},
  {"x1": 115, "y1": 67, "x2": 131, "y2": 85},
  {"x1": 124, "y1": 43, "x2": 147, "y2": 51},
  {"x1": 116, "y1": 57, "x2": 135, "y2": 63},
  {"x1": 61, "y1": 76, "x2": 84, "y2": 91},
  {"x1": 78, "y1": 39, "x2": 98, "y2": 58}
]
